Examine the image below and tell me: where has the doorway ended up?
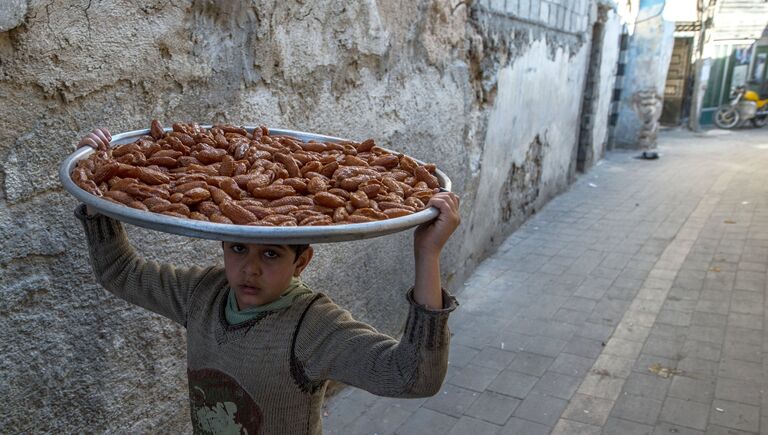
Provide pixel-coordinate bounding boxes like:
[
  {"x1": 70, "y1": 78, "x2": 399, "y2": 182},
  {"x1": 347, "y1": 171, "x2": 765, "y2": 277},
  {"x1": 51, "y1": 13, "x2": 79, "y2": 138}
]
[{"x1": 661, "y1": 37, "x2": 694, "y2": 125}]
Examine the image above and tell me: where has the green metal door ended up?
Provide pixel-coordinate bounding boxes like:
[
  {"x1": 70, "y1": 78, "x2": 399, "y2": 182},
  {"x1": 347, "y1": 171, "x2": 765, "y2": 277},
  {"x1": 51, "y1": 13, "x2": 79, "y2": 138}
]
[
  {"x1": 751, "y1": 45, "x2": 767, "y2": 84},
  {"x1": 700, "y1": 43, "x2": 752, "y2": 125}
]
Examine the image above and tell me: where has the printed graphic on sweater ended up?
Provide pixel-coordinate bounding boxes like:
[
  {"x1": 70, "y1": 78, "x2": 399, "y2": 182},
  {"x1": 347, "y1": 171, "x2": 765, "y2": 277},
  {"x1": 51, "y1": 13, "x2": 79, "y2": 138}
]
[{"x1": 189, "y1": 368, "x2": 261, "y2": 434}]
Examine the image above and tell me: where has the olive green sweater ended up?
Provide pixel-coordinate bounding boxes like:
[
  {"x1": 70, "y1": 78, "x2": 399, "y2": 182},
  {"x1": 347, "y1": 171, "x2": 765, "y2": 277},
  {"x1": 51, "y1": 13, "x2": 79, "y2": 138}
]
[{"x1": 76, "y1": 206, "x2": 457, "y2": 435}]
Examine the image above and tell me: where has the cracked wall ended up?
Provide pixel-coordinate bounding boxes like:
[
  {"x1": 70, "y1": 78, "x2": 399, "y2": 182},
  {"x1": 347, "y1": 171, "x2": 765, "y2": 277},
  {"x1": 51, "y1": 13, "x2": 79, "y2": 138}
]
[
  {"x1": 499, "y1": 135, "x2": 544, "y2": 223},
  {"x1": 462, "y1": 9, "x2": 594, "y2": 267},
  {"x1": 0, "y1": 0, "x2": 615, "y2": 431}
]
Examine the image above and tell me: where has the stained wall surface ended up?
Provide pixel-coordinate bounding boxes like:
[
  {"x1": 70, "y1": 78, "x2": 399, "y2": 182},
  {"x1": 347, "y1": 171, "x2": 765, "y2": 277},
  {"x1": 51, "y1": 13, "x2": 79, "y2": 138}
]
[
  {"x1": 0, "y1": 0, "x2": 616, "y2": 431},
  {"x1": 464, "y1": 0, "x2": 596, "y2": 262},
  {"x1": 614, "y1": 3, "x2": 675, "y2": 148},
  {"x1": 591, "y1": 6, "x2": 622, "y2": 162}
]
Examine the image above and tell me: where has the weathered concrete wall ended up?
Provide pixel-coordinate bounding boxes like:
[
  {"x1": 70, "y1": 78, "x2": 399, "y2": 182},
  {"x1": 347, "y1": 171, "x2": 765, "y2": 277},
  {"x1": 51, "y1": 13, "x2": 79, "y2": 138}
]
[
  {"x1": 590, "y1": 6, "x2": 622, "y2": 164},
  {"x1": 0, "y1": 0, "x2": 611, "y2": 432},
  {"x1": 0, "y1": 0, "x2": 26, "y2": 32},
  {"x1": 462, "y1": 0, "x2": 595, "y2": 264}
]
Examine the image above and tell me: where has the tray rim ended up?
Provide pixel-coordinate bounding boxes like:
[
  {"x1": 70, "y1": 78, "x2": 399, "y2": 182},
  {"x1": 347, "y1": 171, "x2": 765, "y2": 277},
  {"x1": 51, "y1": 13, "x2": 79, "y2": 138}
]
[{"x1": 59, "y1": 126, "x2": 452, "y2": 244}]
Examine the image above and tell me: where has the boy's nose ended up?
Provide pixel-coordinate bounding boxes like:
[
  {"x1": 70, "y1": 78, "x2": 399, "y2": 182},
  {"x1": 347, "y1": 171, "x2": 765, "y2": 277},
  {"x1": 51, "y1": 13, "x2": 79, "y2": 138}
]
[{"x1": 240, "y1": 255, "x2": 260, "y2": 275}]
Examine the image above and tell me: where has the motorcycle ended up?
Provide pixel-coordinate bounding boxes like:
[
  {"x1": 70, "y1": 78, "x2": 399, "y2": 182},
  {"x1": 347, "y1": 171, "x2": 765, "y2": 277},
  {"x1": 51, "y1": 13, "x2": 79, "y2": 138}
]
[{"x1": 714, "y1": 82, "x2": 768, "y2": 129}]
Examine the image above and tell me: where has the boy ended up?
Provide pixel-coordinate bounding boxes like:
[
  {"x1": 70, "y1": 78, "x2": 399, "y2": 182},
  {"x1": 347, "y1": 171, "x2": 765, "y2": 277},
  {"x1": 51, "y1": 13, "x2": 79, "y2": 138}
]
[{"x1": 76, "y1": 128, "x2": 461, "y2": 434}]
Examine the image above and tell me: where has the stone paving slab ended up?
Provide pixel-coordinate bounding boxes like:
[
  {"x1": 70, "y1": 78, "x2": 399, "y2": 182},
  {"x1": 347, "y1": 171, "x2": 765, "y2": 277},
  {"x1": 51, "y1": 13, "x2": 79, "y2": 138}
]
[{"x1": 323, "y1": 128, "x2": 768, "y2": 434}]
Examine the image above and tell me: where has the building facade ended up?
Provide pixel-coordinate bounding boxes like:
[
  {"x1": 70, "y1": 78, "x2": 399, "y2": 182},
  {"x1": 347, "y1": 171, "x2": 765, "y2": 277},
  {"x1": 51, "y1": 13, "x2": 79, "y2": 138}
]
[{"x1": 698, "y1": 0, "x2": 768, "y2": 125}]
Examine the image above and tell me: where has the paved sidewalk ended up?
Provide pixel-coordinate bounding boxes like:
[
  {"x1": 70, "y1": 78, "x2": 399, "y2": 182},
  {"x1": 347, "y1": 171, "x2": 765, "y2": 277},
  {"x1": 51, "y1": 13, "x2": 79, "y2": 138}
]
[{"x1": 323, "y1": 128, "x2": 768, "y2": 435}]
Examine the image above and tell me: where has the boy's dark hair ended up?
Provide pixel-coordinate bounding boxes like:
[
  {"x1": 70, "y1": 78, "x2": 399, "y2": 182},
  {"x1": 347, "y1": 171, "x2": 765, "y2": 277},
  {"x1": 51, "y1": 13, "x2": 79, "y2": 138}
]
[{"x1": 290, "y1": 244, "x2": 310, "y2": 262}]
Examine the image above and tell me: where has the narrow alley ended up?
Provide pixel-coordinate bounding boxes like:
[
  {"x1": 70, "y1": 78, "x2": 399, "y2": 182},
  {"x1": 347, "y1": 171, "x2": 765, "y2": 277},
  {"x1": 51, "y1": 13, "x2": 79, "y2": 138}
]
[{"x1": 324, "y1": 128, "x2": 768, "y2": 435}]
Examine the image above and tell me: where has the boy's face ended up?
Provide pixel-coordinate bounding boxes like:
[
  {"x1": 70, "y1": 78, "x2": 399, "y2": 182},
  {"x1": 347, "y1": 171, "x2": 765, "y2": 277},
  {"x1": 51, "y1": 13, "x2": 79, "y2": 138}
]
[{"x1": 222, "y1": 242, "x2": 313, "y2": 310}]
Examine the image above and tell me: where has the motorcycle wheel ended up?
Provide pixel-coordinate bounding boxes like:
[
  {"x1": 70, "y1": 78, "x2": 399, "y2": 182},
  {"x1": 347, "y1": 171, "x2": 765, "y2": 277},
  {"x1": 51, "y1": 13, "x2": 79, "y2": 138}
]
[
  {"x1": 714, "y1": 106, "x2": 740, "y2": 129},
  {"x1": 752, "y1": 116, "x2": 768, "y2": 128}
]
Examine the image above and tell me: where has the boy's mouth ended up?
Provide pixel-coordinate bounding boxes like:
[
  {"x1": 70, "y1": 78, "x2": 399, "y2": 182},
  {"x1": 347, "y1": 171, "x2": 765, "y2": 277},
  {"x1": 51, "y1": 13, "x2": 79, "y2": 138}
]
[{"x1": 239, "y1": 285, "x2": 262, "y2": 295}]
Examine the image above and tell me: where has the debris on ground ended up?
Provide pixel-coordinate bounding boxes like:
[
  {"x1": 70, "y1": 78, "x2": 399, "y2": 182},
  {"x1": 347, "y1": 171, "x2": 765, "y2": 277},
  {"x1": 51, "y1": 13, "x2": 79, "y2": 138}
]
[{"x1": 648, "y1": 363, "x2": 683, "y2": 378}]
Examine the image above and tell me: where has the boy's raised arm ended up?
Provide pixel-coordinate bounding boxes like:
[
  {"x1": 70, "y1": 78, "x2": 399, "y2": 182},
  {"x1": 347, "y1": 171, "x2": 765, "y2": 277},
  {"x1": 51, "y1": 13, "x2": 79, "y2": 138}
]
[
  {"x1": 412, "y1": 192, "x2": 460, "y2": 309},
  {"x1": 76, "y1": 205, "x2": 217, "y2": 327},
  {"x1": 73, "y1": 129, "x2": 217, "y2": 326},
  {"x1": 294, "y1": 193, "x2": 461, "y2": 397},
  {"x1": 294, "y1": 289, "x2": 457, "y2": 398}
]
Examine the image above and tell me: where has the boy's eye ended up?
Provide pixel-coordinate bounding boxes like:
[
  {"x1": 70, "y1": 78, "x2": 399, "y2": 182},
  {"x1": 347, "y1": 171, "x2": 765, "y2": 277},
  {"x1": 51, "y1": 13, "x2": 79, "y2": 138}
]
[
  {"x1": 230, "y1": 244, "x2": 247, "y2": 254},
  {"x1": 263, "y1": 249, "x2": 280, "y2": 259}
]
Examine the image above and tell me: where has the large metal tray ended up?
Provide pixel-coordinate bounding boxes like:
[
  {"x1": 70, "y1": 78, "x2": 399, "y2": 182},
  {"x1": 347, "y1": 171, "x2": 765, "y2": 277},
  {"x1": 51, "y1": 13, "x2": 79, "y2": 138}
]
[{"x1": 60, "y1": 127, "x2": 452, "y2": 244}]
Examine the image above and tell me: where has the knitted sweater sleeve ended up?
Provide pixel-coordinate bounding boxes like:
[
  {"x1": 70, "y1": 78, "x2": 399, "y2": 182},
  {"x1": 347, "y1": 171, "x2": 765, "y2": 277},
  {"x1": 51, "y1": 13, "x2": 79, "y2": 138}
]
[
  {"x1": 75, "y1": 205, "x2": 217, "y2": 326},
  {"x1": 294, "y1": 290, "x2": 458, "y2": 398}
]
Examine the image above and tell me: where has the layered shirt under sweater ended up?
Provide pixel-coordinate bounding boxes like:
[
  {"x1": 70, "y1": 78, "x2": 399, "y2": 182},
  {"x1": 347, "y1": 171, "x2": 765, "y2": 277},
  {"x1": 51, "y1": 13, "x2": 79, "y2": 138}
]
[{"x1": 77, "y1": 208, "x2": 458, "y2": 435}]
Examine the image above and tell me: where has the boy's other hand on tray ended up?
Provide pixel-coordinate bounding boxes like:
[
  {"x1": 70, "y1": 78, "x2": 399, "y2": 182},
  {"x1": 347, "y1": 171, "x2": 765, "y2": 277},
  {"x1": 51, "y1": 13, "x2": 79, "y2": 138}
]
[
  {"x1": 414, "y1": 192, "x2": 460, "y2": 257},
  {"x1": 76, "y1": 128, "x2": 111, "y2": 216},
  {"x1": 78, "y1": 128, "x2": 112, "y2": 151}
]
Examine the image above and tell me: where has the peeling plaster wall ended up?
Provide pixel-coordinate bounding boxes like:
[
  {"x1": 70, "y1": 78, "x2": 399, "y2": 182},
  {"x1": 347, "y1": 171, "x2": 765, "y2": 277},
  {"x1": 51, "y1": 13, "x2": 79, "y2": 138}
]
[
  {"x1": 451, "y1": 0, "x2": 602, "y2": 271},
  {"x1": 1, "y1": 0, "x2": 611, "y2": 431},
  {"x1": 467, "y1": 39, "x2": 589, "y2": 253}
]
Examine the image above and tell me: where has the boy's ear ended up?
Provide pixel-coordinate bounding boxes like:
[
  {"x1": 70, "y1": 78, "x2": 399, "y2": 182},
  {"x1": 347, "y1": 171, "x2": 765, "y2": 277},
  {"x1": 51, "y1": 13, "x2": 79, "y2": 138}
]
[{"x1": 293, "y1": 246, "x2": 314, "y2": 276}]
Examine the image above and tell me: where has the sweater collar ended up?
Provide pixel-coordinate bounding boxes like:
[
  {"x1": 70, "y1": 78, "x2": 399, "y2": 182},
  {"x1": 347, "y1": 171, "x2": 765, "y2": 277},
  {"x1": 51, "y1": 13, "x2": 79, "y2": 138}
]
[{"x1": 225, "y1": 276, "x2": 312, "y2": 325}]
